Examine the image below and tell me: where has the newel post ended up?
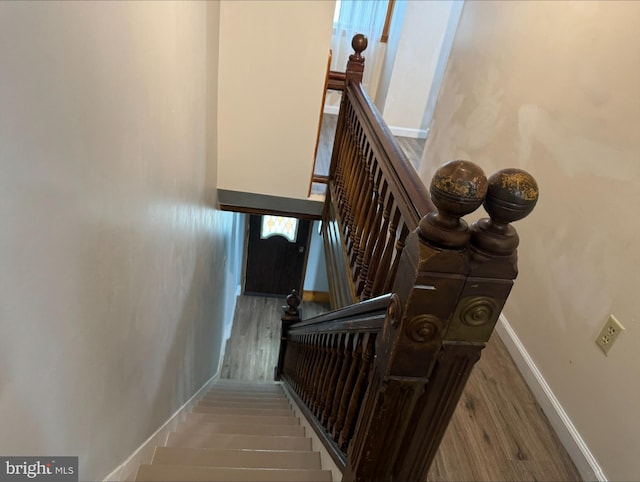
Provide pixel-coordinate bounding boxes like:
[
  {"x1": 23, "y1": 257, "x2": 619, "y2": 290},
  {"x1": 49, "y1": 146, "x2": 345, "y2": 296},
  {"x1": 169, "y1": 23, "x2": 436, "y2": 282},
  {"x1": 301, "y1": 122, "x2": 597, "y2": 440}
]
[
  {"x1": 343, "y1": 161, "x2": 488, "y2": 481},
  {"x1": 275, "y1": 290, "x2": 301, "y2": 381},
  {"x1": 391, "y1": 167, "x2": 537, "y2": 481},
  {"x1": 329, "y1": 35, "x2": 368, "y2": 181},
  {"x1": 343, "y1": 162, "x2": 539, "y2": 481},
  {"x1": 345, "y1": 34, "x2": 367, "y2": 85}
]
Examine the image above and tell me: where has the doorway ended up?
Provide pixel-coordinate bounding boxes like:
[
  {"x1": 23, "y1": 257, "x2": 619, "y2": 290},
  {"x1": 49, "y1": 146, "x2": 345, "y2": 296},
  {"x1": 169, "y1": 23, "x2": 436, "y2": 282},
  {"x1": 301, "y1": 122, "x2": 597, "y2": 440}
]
[{"x1": 244, "y1": 214, "x2": 312, "y2": 297}]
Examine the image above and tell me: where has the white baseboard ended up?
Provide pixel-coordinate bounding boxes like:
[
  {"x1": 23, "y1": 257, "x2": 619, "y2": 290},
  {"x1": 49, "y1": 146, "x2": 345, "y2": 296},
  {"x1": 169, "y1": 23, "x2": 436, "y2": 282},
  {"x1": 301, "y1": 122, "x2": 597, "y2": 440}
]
[
  {"x1": 496, "y1": 314, "x2": 606, "y2": 482},
  {"x1": 103, "y1": 371, "x2": 219, "y2": 482},
  {"x1": 388, "y1": 126, "x2": 428, "y2": 139}
]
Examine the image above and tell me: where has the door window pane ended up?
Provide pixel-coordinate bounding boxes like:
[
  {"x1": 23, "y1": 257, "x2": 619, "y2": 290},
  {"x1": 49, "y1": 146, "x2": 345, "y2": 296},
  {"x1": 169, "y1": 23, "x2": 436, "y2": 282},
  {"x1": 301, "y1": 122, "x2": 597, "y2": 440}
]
[{"x1": 261, "y1": 215, "x2": 299, "y2": 243}]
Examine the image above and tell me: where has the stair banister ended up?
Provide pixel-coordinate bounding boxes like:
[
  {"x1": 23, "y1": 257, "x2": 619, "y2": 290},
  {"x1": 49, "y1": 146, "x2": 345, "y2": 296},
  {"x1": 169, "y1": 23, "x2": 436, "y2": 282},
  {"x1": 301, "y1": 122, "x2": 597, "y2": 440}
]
[{"x1": 278, "y1": 34, "x2": 539, "y2": 481}]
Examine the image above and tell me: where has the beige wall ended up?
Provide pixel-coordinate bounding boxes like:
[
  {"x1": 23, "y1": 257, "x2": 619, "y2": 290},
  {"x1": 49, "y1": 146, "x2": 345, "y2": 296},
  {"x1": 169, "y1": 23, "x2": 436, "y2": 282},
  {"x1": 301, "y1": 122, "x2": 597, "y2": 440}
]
[
  {"x1": 217, "y1": 0, "x2": 335, "y2": 200},
  {"x1": 419, "y1": 2, "x2": 640, "y2": 480},
  {"x1": 0, "y1": 2, "x2": 236, "y2": 480}
]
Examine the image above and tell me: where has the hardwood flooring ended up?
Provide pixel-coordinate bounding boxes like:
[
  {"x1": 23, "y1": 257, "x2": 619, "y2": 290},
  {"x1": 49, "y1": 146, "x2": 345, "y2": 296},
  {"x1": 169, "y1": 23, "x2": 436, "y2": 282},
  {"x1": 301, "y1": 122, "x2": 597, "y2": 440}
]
[
  {"x1": 220, "y1": 295, "x2": 329, "y2": 381},
  {"x1": 311, "y1": 114, "x2": 426, "y2": 195},
  {"x1": 221, "y1": 294, "x2": 581, "y2": 481}
]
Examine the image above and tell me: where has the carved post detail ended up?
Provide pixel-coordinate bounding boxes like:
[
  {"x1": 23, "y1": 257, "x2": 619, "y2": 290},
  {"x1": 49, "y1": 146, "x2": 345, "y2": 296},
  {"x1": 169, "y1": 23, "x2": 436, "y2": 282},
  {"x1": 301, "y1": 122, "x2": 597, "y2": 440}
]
[
  {"x1": 470, "y1": 168, "x2": 539, "y2": 276},
  {"x1": 329, "y1": 34, "x2": 368, "y2": 181},
  {"x1": 394, "y1": 167, "x2": 539, "y2": 481},
  {"x1": 343, "y1": 161, "x2": 487, "y2": 481},
  {"x1": 345, "y1": 34, "x2": 368, "y2": 85},
  {"x1": 275, "y1": 290, "x2": 301, "y2": 381}
]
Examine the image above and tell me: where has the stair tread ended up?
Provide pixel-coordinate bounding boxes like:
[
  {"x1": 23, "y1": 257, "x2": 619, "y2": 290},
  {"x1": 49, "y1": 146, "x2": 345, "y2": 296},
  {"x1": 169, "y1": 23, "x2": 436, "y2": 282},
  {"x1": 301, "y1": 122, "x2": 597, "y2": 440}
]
[
  {"x1": 152, "y1": 447, "x2": 321, "y2": 469},
  {"x1": 176, "y1": 420, "x2": 305, "y2": 436},
  {"x1": 136, "y1": 464, "x2": 331, "y2": 481},
  {"x1": 166, "y1": 432, "x2": 312, "y2": 451},
  {"x1": 192, "y1": 406, "x2": 294, "y2": 416},
  {"x1": 198, "y1": 397, "x2": 291, "y2": 407},
  {"x1": 186, "y1": 412, "x2": 300, "y2": 425},
  {"x1": 203, "y1": 393, "x2": 288, "y2": 400}
]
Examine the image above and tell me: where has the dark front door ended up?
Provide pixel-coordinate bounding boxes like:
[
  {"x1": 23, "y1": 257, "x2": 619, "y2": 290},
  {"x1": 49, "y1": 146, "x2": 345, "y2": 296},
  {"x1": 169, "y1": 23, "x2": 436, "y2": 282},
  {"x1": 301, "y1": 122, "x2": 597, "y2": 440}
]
[{"x1": 245, "y1": 214, "x2": 312, "y2": 296}]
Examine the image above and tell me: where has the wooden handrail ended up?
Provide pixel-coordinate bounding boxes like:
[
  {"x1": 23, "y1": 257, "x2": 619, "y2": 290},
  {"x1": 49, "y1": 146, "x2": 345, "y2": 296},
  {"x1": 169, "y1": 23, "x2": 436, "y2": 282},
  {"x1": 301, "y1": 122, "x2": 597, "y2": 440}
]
[
  {"x1": 346, "y1": 80, "x2": 433, "y2": 227},
  {"x1": 278, "y1": 294, "x2": 391, "y2": 470},
  {"x1": 288, "y1": 294, "x2": 391, "y2": 334},
  {"x1": 278, "y1": 34, "x2": 540, "y2": 482},
  {"x1": 328, "y1": 70, "x2": 347, "y2": 91}
]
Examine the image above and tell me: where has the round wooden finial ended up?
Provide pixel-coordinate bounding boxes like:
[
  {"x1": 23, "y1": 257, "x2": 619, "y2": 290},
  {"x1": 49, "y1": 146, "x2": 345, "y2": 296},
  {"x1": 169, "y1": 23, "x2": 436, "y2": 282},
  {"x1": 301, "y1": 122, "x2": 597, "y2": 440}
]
[
  {"x1": 284, "y1": 289, "x2": 301, "y2": 316},
  {"x1": 351, "y1": 34, "x2": 368, "y2": 58},
  {"x1": 483, "y1": 168, "x2": 538, "y2": 224},
  {"x1": 419, "y1": 160, "x2": 487, "y2": 249},
  {"x1": 471, "y1": 168, "x2": 539, "y2": 255}
]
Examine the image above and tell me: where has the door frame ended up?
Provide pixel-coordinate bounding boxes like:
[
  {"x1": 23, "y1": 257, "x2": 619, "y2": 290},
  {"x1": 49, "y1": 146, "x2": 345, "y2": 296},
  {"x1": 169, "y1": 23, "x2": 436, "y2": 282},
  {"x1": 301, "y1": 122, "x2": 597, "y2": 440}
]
[{"x1": 241, "y1": 212, "x2": 315, "y2": 297}]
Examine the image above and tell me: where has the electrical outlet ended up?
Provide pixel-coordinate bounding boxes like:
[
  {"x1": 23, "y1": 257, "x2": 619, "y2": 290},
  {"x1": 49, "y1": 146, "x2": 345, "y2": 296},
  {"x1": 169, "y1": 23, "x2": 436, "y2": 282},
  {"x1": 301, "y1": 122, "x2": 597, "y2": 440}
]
[{"x1": 596, "y1": 315, "x2": 625, "y2": 355}]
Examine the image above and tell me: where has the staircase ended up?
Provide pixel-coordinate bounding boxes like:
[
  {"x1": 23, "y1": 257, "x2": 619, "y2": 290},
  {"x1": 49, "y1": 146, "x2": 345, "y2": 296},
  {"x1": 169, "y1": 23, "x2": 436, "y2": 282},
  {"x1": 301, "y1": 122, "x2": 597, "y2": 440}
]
[{"x1": 135, "y1": 380, "x2": 332, "y2": 482}]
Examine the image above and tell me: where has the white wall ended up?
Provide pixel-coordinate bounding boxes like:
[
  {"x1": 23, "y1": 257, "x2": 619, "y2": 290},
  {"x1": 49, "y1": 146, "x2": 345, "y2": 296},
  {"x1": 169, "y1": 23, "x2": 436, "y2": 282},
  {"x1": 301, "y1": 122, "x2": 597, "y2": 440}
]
[
  {"x1": 419, "y1": 2, "x2": 640, "y2": 480},
  {"x1": 303, "y1": 221, "x2": 329, "y2": 294},
  {"x1": 217, "y1": 0, "x2": 335, "y2": 200},
  {"x1": 377, "y1": 0, "x2": 461, "y2": 139},
  {"x1": 0, "y1": 2, "x2": 238, "y2": 480}
]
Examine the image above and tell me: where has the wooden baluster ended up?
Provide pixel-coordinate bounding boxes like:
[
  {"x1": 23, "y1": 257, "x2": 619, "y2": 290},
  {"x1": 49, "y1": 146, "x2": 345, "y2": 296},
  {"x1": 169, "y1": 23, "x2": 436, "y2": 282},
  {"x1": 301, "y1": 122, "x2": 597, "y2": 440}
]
[
  {"x1": 311, "y1": 334, "x2": 330, "y2": 407},
  {"x1": 372, "y1": 206, "x2": 401, "y2": 297},
  {"x1": 299, "y1": 334, "x2": 314, "y2": 403},
  {"x1": 328, "y1": 334, "x2": 354, "y2": 431},
  {"x1": 321, "y1": 333, "x2": 347, "y2": 425},
  {"x1": 383, "y1": 222, "x2": 410, "y2": 294},
  {"x1": 303, "y1": 334, "x2": 322, "y2": 405},
  {"x1": 354, "y1": 156, "x2": 376, "y2": 289},
  {"x1": 332, "y1": 334, "x2": 363, "y2": 441},
  {"x1": 290, "y1": 339, "x2": 301, "y2": 392},
  {"x1": 363, "y1": 179, "x2": 389, "y2": 298},
  {"x1": 282, "y1": 337, "x2": 296, "y2": 387},
  {"x1": 358, "y1": 169, "x2": 384, "y2": 298},
  {"x1": 350, "y1": 146, "x2": 374, "y2": 273},
  {"x1": 338, "y1": 333, "x2": 376, "y2": 450},
  {"x1": 339, "y1": 125, "x2": 358, "y2": 241},
  {"x1": 311, "y1": 333, "x2": 332, "y2": 414},
  {"x1": 316, "y1": 334, "x2": 340, "y2": 418},
  {"x1": 343, "y1": 122, "x2": 363, "y2": 250},
  {"x1": 335, "y1": 105, "x2": 356, "y2": 217},
  {"x1": 294, "y1": 335, "x2": 307, "y2": 395},
  {"x1": 347, "y1": 140, "x2": 371, "y2": 263}
]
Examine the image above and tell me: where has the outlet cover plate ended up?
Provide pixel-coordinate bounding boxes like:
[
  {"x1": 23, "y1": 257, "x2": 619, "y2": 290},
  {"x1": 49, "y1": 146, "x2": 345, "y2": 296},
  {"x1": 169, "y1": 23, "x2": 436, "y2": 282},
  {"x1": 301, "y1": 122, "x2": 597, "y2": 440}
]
[{"x1": 596, "y1": 314, "x2": 625, "y2": 355}]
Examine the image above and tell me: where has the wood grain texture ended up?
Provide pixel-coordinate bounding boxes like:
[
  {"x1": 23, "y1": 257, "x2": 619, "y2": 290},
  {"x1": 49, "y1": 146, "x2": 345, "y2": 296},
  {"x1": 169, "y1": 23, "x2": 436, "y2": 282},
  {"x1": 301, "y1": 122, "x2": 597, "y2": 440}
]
[
  {"x1": 223, "y1": 296, "x2": 580, "y2": 480},
  {"x1": 312, "y1": 114, "x2": 426, "y2": 194},
  {"x1": 428, "y1": 333, "x2": 580, "y2": 482},
  {"x1": 221, "y1": 296, "x2": 330, "y2": 381}
]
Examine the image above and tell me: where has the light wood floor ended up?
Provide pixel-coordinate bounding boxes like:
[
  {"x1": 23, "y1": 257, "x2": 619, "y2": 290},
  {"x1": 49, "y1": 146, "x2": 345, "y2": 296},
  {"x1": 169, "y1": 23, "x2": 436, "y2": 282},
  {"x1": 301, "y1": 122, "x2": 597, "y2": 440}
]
[
  {"x1": 312, "y1": 114, "x2": 426, "y2": 195},
  {"x1": 221, "y1": 294, "x2": 581, "y2": 481},
  {"x1": 220, "y1": 295, "x2": 329, "y2": 381}
]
